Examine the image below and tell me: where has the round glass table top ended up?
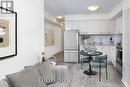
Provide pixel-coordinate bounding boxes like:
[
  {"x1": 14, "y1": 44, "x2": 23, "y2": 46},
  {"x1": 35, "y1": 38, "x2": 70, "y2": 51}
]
[{"x1": 87, "y1": 51, "x2": 103, "y2": 56}]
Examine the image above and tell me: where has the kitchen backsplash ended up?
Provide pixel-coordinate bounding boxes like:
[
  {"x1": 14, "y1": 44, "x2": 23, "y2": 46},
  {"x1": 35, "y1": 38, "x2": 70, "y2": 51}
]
[{"x1": 79, "y1": 34, "x2": 122, "y2": 46}]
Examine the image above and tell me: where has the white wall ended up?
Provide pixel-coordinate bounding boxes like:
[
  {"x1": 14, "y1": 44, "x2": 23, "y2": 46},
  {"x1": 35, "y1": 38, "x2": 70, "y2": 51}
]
[
  {"x1": 0, "y1": 0, "x2": 44, "y2": 79},
  {"x1": 123, "y1": 0, "x2": 130, "y2": 11},
  {"x1": 45, "y1": 23, "x2": 63, "y2": 59},
  {"x1": 122, "y1": 0, "x2": 130, "y2": 87}
]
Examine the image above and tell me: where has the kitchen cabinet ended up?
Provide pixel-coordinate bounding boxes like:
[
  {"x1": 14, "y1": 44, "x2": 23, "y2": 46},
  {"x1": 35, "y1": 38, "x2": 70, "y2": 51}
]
[
  {"x1": 64, "y1": 51, "x2": 78, "y2": 62},
  {"x1": 110, "y1": 46, "x2": 116, "y2": 67},
  {"x1": 65, "y1": 21, "x2": 80, "y2": 30},
  {"x1": 96, "y1": 46, "x2": 110, "y2": 62},
  {"x1": 96, "y1": 46, "x2": 116, "y2": 63},
  {"x1": 115, "y1": 16, "x2": 123, "y2": 34},
  {"x1": 80, "y1": 21, "x2": 103, "y2": 34},
  {"x1": 65, "y1": 21, "x2": 72, "y2": 30},
  {"x1": 65, "y1": 20, "x2": 116, "y2": 34}
]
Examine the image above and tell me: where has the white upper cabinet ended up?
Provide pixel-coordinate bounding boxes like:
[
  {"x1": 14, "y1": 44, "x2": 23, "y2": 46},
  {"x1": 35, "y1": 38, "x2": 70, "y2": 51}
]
[
  {"x1": 65, "y1": 21, "x2": 80, "y2": 30},
  {"x1": 72, "y1": 21, "x2": 80, "y2": 30},
  {"x1": 115, "y1": 16, "x2": 123, "y2": 34},
  {"x1": 80, "y1": 20, "x2": 102, "y2": 34},
  {"x1": 105, "y1": 20, "x2": 116, "y2": 34},
  {"x1": 65, "y1": 20, "x2": 116, "y2": 34},
  {"x1": 65, "y1": 21, "x2": 72, "y2": 30}
]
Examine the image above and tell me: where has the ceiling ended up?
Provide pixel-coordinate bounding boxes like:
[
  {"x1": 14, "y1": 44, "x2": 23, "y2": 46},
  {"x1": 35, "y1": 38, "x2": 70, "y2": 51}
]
[{"x1": 44, "y1": 0, "x2": 122, "y2": 16}]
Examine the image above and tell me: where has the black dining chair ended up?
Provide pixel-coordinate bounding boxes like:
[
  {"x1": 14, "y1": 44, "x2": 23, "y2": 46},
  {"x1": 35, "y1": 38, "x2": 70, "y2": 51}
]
[
  {"x1": 80, "y1": 50, "x2": 89, "y2": 69},
  {"x1": 90, "y1": 55, "x2": 108, "y2": 81}
]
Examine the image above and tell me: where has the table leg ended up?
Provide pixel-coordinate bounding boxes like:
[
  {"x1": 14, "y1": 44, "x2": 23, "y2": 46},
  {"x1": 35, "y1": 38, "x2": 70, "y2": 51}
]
[{"x1": 83, "y1": 55, "x2": 97, "y2": 75}]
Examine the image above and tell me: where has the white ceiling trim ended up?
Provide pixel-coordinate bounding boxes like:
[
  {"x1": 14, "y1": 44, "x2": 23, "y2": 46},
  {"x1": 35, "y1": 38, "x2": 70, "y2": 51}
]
[{"x1": 65, "y1": 14, "x2": 111, "y2": 21}]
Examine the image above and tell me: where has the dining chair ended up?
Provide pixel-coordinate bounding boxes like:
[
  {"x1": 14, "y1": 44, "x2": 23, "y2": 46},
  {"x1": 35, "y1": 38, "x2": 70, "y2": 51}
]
[
  {"x1": 80, "y1": 50, "x2": 89, "y2": 69},
  {"x1": 90, "y1": 55, "x2": 108, "y2": 81}
]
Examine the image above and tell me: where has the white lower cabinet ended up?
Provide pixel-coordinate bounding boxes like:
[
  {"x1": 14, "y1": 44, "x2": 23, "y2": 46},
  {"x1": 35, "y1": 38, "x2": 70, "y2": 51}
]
[
  {"x1": 96, "y1": 46, "x2": 116, "y2": 64},
  {"x1": 110, "y1": 46, "x2": 116, "y2": 67},
  {"x1": 96, "y1": 46, "x2": 110, "y2": 61},
  {"x1": 64, "y1": 51, "x2": 78, "y2": 62}
]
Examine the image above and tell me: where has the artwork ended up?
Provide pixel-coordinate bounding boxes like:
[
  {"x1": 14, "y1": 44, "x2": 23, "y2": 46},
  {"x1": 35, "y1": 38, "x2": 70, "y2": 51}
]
[
  {"x1": 45, "y1": 29, "x2": 50, "y2": 47},
  {"x1": 0, "y1": 19, "x2": 9, "y2": 47},
  {"x1": 0, "y1": 7, "x2": 17, "y2": 60},
  {"x1": 45, "y1": 29, "x2": 55, "y2": 47},
  {"x1": 50, "y1": 31, "x2": 55, "y2": 45}
]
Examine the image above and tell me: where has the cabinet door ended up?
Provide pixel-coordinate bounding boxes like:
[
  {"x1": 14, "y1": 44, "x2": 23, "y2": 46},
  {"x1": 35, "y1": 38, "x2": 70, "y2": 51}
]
[
  {"x1": 116, "y1": 16, "x2": 123, "y2": 34},
  {"x1": 80, "y1": 21, "x2": 88, "y2": 33},
  {"x1": 96, "y1": 46, "x2": 103, "y2": 52},
  {"x1": 72, "y1": 21, "x2": 80, "y2": 30},
  {"x1": 65, "y1": 21, "x2": 80, "y2": 30},
  {"x1": 64, "y1": 52, "x2": 78, "y2": 62},
  {"x1": 111, "y1": 46, "x2": 116, "y2": 67},
  {"x1": 64, "y1": 52, "x2": 70, "y2": 62},
  {"x1": 102, "y1": 46, "x2": 110, "y2": 61},
  {"x1": 106, "y1": 20, "x2": 116, "y2": 34},
  {"x1": 64, "y1": 31, "x2": 78, "y2": 50},
  {"x1": 97, "y1": 46, "x2": 111, "y2": 62},
  {"x1": 69, "y1": 52, "x2": 78, "y2": 62},
  {"x1": 65, "y1": 21, "x2": 72, "y2": 30}
]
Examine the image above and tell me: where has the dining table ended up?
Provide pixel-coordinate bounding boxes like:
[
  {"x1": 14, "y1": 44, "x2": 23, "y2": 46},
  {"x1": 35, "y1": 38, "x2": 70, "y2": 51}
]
[{"x1": 83, "y1": 51, "x2": 103, "y2": 75}]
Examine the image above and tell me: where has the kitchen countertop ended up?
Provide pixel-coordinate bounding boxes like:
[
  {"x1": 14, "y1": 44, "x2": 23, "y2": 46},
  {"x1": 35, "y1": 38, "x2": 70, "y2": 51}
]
[{"x1": 80, "y1": 45, "x2": 117, "y2": 47}]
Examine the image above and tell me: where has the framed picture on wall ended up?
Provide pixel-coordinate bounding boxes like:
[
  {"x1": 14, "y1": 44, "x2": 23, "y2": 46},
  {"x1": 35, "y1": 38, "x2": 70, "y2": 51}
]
[
  {"x1": 0, "y1": 7, "x2": 17, "y2": 60},
  {"x1": 49, "y1": 30, "x2": 55, "y2": 45},
  {"x1": 45, "y1": 29, "x2": 50, "y2": 47},
  {"x1": 45, "y1": 29, "x2": 55, "y2": 47}
]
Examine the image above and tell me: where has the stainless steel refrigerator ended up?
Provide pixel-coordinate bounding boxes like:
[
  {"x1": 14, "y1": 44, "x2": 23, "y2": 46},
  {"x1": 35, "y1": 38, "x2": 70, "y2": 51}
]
[{"x1": 64, "y1": 30, "x2": 79, "y2": 62}]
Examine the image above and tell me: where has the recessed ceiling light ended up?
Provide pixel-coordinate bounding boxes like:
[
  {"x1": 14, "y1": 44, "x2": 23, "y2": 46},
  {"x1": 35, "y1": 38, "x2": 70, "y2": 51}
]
[
  {"x1": 56, "y1": 16, "x2": 63, "y2": 19},
  {"x1": 88, "y1": 5, "x2": 99, "y2": 11}
]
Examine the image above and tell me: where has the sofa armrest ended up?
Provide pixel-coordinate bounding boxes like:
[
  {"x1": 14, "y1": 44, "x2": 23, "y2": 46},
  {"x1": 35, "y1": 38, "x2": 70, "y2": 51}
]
[
  {"x1": 0, "y1": 79, "x2": 10, "y2": 87},
  {"x1": 53, "y1": 65, "x2": 68, "y2": 83}
]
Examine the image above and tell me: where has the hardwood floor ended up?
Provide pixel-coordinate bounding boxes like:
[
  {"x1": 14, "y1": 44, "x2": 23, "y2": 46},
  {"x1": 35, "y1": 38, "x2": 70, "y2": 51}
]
[{"x1": 55, "y1": 52, "x2": 125, "y2": 87}]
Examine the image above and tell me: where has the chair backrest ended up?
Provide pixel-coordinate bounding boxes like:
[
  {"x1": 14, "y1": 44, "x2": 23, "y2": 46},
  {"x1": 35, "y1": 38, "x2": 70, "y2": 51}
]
[
  {"x1": 80, "y1": 50, "x2": 89, "y2": 56},
  {"x1": 95, "y1": 55, "x2": 107, "y2": 62},
  {"x1": 83, "y1": 45, "x2": 97, "y2": 52}
]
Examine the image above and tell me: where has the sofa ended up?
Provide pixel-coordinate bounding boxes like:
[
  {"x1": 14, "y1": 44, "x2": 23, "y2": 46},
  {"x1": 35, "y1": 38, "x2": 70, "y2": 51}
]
[{"x1": 0, "y1": 61, "x2": 68, "y2": 87}]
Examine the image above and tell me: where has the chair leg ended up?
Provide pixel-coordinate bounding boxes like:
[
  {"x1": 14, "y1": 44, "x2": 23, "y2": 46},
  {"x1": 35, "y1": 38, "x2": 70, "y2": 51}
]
[
  {"x1": 99, "y1": 60, "x2": 101, "y2": 81},
  {"x1": 106, "y1": 63, "x2": 108, "y2": 79},
  {"x1": 106, "y1": 58, "x2": 108, "y2": 79},
  {"x1": 81, "y1": 59, "x2": 83, "y2": 70},
  {"x1": 81, "y1": 59, "x2": 82, "y2": 69},
  {"x1": 99, "y1": 67, "x2": 101, "y2": 81}
]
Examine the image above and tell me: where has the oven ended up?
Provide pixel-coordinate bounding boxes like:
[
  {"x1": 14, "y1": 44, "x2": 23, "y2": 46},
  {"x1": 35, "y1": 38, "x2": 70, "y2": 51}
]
[{"x1": 116, "y1": 47, "x2": 122, "y2": 77}]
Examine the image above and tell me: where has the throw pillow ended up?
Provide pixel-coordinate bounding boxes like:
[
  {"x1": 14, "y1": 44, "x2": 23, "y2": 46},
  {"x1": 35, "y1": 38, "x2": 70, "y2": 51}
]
[{"x1": 38, "y1": 61, "x2": 56, "y2": 84}]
